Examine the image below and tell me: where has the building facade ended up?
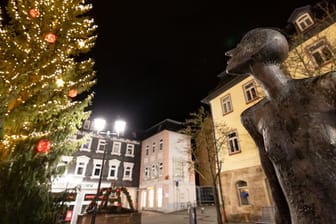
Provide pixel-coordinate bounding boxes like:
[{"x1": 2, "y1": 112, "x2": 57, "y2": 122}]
[
  {"x1": 51, "y1": 119, "x2": 141, "y2": 224},
  {"x1": 203, "y1": 74, "x2": 270, "y2": 222},
  {"x1": 203, "y1": 2, "x2": 336, "y2": 222},
  {"x1": 138, "y1": 119, "x2": 197, "y2": 213}
]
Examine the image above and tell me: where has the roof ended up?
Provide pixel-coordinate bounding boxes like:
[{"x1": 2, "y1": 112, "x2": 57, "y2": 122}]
[
  {"x1": 141, "y1": 118, "x2": 185, "y2": 139},
  {"x1": 287, "y1": 5, "x2": 311, "y2": 22},
  {"x1": 201, "y1": 72, "x2": 249, "y2": 104}
]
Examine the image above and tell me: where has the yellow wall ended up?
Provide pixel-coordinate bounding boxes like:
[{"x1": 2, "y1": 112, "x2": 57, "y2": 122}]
[
  {"x1": 210, "y1": 22, "x2": 336, "y2": 173},
  {"x1": 209, "y1": 76, "x2": 263, "y2": 171},
  {"x1": 285, "y1": 23, "x2": 336, "y2": 78}
]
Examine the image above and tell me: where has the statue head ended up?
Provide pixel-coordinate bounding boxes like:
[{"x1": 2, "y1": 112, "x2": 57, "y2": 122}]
[{"x1": 225, "y1": 28, "x2": 289, "y2": 75}]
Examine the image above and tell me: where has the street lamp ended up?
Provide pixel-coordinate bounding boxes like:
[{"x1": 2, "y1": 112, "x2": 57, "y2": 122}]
[{"x1": 90, "y1": 118, "x2": 126, "y2": 224}]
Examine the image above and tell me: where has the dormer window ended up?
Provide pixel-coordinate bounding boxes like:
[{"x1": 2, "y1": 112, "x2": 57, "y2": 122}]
[{"x1": 296, "y1": 13, "x2": 314, "y2": 32}]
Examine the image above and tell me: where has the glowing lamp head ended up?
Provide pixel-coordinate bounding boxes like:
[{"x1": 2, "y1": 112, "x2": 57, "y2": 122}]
[
  {"x1": 93, "y1": 118, "x2": 106, "y2": 132},
  {"x1": 114, "y1": 120, "x2": 126, "y2": 136}
]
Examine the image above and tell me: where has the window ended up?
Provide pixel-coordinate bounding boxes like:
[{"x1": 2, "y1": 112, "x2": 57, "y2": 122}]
[
  {"x1": 296, "y1": 13, "x2": 314, "y2": 32},
  {"x1": 243, "y1": 81, "x2": 258, "y2": 103},
  {"x1": 221, "y1": 94, "x2": 233, "y2": 114},
  {"x1": 152, "y1": 142, "x2": 156, "y2": 153},
  {"x1": 148, "y1": 189, "x2": 154, "y2": 208},
  {"x1": 75, "y1": 156, "x2": 90, "y2": 176},
  {"x1": 157, "y1": 188, "x2": 163, "y2": 208},
  {"x1": 91, "y1": 159, "x2": 103, "y2": 178},
  {"x1": 228, "y1": 131, "x2": 241, "y2": 154},
  {"x1": 307, "y1": 38, "x2": 333, "y2": 67},
  {"x1": 159, "y1": 139, "x2": 163, "y2": 151},
  {"x1": 174, "y1": 160, "x2": 184, "y2": 177},
  {"x1": 144, "y1": 167, "x2": 150, "y2": 179},
  {"x1": 80, "y1": 137, "x2": 92, "y2": 151},
  {"x1": 145, "y1": 145, "x2": 149, "y2": 156},
  {"x1": 123, "y1": 162, "x2": 134, "y2": 181},
  {"x1": 112, "y1": 142, "x2": 122, "y2": 156},
  {"x1": 151, "y1": 164, "x2": 157, "y2": 178},
  {"x1": 56, "y1": 156, "x2": 73, "y2": 176},
  {"x1": 96, "y1": 139, "x2": 106, "y2": 153},
  {"x1": 108, "y1": 159, "x2": 120, "y2": 180},
  {"x1": 237, "y1": 180, "x2": 250, "y2": 205},
  {"x1": 125, "y1": 144, "x2": 134, "y2": 157},
  {"x1": 83, "y1": 120, "x2": 91, "y2": 130},
  {"x1": 109, "y1": 165, "x2": 117, "y2": 178},
  {"x1": 158, "y1": 162, "x2": 163, "y2": 176}
]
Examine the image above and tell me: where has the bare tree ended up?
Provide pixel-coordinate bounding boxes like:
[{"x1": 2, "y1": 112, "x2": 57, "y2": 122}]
[
  {"x1": 182, "y1": 106, "x2": 230, "y2": 224},
  {"x1": 283, "y1": 0, "x2": 336, "y2": 78}
]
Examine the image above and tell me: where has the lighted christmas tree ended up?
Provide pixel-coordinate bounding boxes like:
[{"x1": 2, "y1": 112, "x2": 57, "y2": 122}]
[{"x1": 0, "y1": 0, "x2": 97, "y2": 223}]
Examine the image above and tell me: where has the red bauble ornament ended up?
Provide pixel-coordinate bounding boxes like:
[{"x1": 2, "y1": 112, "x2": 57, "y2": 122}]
[
  {"x1": 36, "y1": 139, "x2": 51, "y2": 153},
  {"x1": 68, "y1": 89, "x2": 78, "y2": 98},
  {"x1": 29, "y1": 8, "x2": 40, "y2": 18},
  {"x1": 44, "y1": 32, "x2": 57, "y2": 44}
]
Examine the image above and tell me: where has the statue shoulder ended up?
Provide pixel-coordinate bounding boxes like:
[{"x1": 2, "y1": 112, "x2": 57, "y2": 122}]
[
  {"x1": 241, "y1": 99, "x2": 268, "y2": 128},
  {"x1": 315, "y1": 71, "x2": 336, "y2": 91}
]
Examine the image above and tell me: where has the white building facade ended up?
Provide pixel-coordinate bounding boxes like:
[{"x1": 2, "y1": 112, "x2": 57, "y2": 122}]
[
  {"x1": 139, "y1": 119, "x2": 197, "y2": 213},
  {"x1": 51, "y1": 120, "x2": 141, "y2": 224}
]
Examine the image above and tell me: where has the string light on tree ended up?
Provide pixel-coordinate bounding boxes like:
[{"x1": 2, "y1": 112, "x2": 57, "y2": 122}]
[
  {"x1": 56, "y1": 78, "x2": 65, "y2": 87},
  {"x1": 0, "y1": 0, "x2": 97, "y2": 222}
]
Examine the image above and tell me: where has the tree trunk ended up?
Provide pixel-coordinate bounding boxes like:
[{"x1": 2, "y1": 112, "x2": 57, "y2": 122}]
[{"x1": 212, "y1": 184, "x2": 223, "y2": 224}]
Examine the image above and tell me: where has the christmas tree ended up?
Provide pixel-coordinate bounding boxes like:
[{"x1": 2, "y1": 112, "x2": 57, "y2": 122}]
[{"x1": 0, "y1": 0, "x2": 97, "y2": 223}]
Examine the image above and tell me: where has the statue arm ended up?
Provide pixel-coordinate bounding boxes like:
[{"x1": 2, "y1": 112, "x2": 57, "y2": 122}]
[
  {"x1": 318, "y1": 71, "x2": 336, "y2": 106},
  {"x1": 241, "y1": 111, "x2": 291, "y2": 224}
]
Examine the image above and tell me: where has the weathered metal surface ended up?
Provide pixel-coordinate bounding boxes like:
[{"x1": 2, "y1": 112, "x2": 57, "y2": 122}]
[{"x1": 226, "y1": 28, "x2": 336, "y2": 224}]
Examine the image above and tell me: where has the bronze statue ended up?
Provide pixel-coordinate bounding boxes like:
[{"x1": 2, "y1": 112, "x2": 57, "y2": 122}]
[{"x1": 225, "y1": 28, "x2": 336, "y2": 224}]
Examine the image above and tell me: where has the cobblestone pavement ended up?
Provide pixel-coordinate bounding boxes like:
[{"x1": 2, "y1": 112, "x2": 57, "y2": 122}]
[{"x1": 141, "y1": 206, "x2": 250, "y2": 224}]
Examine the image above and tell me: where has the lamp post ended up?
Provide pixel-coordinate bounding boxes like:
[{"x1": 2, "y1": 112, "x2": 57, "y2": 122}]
[{"x1": 90, "y1": 118, "x2": 126, "y2": 224}]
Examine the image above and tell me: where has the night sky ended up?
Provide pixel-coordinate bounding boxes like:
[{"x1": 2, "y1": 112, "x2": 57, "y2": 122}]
[{"x1": 88, "y1": 0, "x2": 319, "y2": 131}]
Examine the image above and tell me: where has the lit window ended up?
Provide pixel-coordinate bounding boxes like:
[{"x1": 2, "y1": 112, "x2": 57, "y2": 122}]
[
  {"x1": 221, "y1": 94, "x2": 233, "y2": 114},
  {"x1": 108, "y1": 159, "x2": 120, "y2": 180},
  {"x1": 75, "y1": 156, "x2": 90, "y2": 176},
  {"x1": 91, "y1": 159, "x2": 103, "y2": 178},
  {"x1": 125, "y1": 144, "x2": 134, "y2": 157},
  {"x1": 56, "y1": 156, "x2": 73, "y2": 176},
  {"x1": 148, "y1": 189, "x2": 154, "y2": 208},
  {"x1": 157, "y1": 188, "x2": 163, "y2": 208},
  {"x1": 152, "y1": 142, "x2": 156, "y2": 153},
  {"x1": 80, "y1": 137, "x2": 92, "y2": 151},
  {"x1": 112, "y1": 141, "x2": 122, "y2": 156},
  {"x1": 296, "y1": 13, "x2": 314, "y2": 32},
  {"x1": 243, "y1": 81, "x2": 258, "y2": 103},
  {"x1": 158, "y1": 162, "x2": 163, "y2": 176},
  {"x1": 227, "y1": 131, "x2": 241, "y2": 154},
  {"x1": 174, "y1": 160, "x2": 184, "y2": 177},
  {"x1": 237, "y1": 180, "x2": 250, "y2": 205},
  {"x1": 308, "y1": 38, "x2": 333, "y2": 67},
  {"x1": 159, "y1": 139, "x2": 163, "y2": 151},
  {"x1": 123, "y1": 162, "x2": 134, "y2": 181},
  {"x1": 96, "y1": 139, "x2": 106, "y2": 153}
]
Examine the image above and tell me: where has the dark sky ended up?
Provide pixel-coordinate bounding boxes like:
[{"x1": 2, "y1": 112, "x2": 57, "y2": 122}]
[{"x1": 88, "y1": 0, "x2": 319, "y2": 131}]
